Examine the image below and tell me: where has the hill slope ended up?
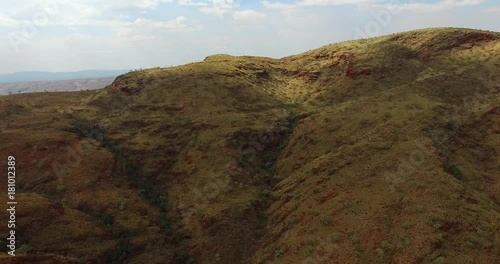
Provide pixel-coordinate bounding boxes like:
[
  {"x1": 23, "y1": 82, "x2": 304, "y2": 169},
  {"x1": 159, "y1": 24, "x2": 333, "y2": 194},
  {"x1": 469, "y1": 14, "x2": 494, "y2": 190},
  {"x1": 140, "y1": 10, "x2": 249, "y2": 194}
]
[{"x1": 0, "y1": 28, "x2": 499, "y2": 264}]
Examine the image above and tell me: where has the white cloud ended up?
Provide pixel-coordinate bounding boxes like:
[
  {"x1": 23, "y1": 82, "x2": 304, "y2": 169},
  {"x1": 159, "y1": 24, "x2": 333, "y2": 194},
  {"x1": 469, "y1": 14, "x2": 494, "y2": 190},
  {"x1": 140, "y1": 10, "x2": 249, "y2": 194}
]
[
  {"x1": 177, "y1": 0, "x2": 209, "y2": 6},
  {"x1": 263, "y1": 0, "x2": 485, "y2": 11},
  {"x1": 263, "y1": 0, "x2": 370, "y2": 9},
  {"x1": 199, "y1": 0, "x2": 266, "y2": 22},
  {"x1": 199, "y1": 0, "x2": 239, "y2": 16},
  {"x1": 262, "y1": 1, "x2": 295, "y2": 10},
  {"x1": 482, "y1": 6, "x2": 500, "y2": 15},
  {"x1": 367, "y1": 0, "x2": 485, "y2": 13},
  {"x1": 0, "y1": 13, "x2": 21, "y2": 26},
  {"x1": 0, "y1": 0, "x2": 176, "y2": 27},
  {"x1": 262, "y1": 0, "x2": 485, "y2": 24},
  {"x1": 99, "y1": 0, "x2": 174, "y2": 10},
  {"x1": 116, "y1": 16, "x2": 204, "y2": 40},
  {"x1": 232, "y1": 10, "x2": 265, "y2": 21},
  {"x1": 0, "y1": 0, "x2": 257, "y2": 26},
  {"x1": 66, "y1": 33, "x2": 94, "y2": 41},
  {"x1": 262, "y1": 1, "x2": 318, "y2": 24},
  {"x1": 299, "y1": 0, "x2": 370, "y2": 6}
]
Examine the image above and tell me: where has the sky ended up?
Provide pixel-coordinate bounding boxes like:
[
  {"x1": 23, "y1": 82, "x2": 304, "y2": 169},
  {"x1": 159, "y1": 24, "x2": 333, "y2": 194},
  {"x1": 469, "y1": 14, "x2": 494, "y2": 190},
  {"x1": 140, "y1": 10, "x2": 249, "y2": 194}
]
[{"x1": 0, "y1": 0, "x2": 498, "y2": 73}]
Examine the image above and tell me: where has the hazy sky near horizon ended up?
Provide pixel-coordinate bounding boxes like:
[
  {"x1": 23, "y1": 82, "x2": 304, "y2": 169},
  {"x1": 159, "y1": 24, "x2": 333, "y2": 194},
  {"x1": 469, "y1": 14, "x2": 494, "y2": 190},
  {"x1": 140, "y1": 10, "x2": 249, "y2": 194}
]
[{"x1": 0, "y1": 0, "x2": 498, "y2": 73}]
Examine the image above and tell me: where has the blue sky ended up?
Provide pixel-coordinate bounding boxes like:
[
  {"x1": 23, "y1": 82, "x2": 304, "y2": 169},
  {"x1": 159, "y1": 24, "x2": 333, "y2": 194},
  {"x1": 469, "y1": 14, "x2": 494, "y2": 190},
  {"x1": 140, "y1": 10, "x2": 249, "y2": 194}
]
[{"x1": 0, "y1": 0, "x2": 498, "y2": 73}]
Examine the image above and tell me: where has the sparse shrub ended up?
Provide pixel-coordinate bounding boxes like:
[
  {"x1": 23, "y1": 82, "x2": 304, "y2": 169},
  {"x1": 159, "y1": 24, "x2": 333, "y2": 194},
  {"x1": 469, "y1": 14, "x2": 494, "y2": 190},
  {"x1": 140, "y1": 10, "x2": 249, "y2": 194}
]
[
  {"x1": 0, "y1": 240, "x2": 7, "y2": 252},
  {"x1": 331, "y1": 232, "x2": 341, "y2": 243},
  {"x1": 174, "y1": 250, "x2": 195, "y2": 264},
  {"x1": 112, "y1": 235, "x2": 130, "y2": 264},
  {"x1": 36, "y1": 160, "x2": 46, "y2": 170},
  {"x1": 100, "y1": 213, "x2": 115, "y2": 226},
  {"x1": 159, "y1": 212, "x2": 172, "y2": 236},
  {"x1": 466, "y1": 237, "x2": 482, "y2": 249},
  {"x1": 375, "y1": 248, "x2": 384, "y2": 257},
  {"x1": 274, "y1": 245, "x2": 288, "y2": 258},
  {"x1": 111, "y1": 226, "x2": 130, "y2": 240},
  {"x1": 207, "y1": 216, "x2": 217, "y2": 227},
  {"x1": 397, "y1": 236, "x2": 413, "y2": 248},
  {"x1": 433, "y1": 256, "x2": 446, "y2": 264},
  {"x1": 17, "y1": 180, "x2": 24, "y2": 190},
  {"x1": 17, "y1": 244, "x2": 34, "y2": 254},
  {"x1": 118, "y1": 200, "x2": 126, "y2": 211},
  {"x1": 380, "y1": 240, "x2": 394, "y2": 250},
  {"x1": 84, "y1": 175, "x2": 95, "y2": 187},
  {"x1": 445, "y1": 164, "x2": 464, "y2": 180},
  {"x1": 359, "y1": 118, "x2": 371, "y2": 126},
  {"x1": 348, "y1": 232, "x2": 359, "y2": 243},
  {"x1": 320, "y1": 215, "x2": 333, "y2": 226}
]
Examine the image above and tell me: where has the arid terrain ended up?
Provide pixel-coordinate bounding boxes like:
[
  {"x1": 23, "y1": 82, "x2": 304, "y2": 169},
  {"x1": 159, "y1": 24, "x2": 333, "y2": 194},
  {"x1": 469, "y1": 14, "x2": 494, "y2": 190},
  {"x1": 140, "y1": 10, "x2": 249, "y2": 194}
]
[{"x1": 0, "y1": 28, "x2": 499, "y2": 264}]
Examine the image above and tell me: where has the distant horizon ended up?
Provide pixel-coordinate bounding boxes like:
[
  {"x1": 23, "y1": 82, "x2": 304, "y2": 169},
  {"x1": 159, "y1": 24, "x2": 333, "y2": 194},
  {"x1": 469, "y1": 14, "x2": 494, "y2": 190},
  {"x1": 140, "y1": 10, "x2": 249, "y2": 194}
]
[
  {"x1": 0, "y1": 69, "x2": 130, "y2": 83},
  {"x1": 0, "y1": 69, "x2": 130, "y2": 75}
]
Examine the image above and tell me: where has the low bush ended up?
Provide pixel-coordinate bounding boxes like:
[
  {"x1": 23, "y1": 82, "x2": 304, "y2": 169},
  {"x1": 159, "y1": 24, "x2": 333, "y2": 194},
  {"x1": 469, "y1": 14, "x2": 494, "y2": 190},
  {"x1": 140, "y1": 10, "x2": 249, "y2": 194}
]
[{"x1": 445, "y1": 164, "x2": 464, "y2": 180}]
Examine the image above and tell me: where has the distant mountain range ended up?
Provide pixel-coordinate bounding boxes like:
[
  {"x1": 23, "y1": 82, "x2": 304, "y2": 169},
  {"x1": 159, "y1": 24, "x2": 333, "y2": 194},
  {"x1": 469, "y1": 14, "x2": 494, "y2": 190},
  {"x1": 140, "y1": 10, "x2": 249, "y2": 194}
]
[
  {"x1": 0, "y1": 70, "x2": 130, "y2": 83},
  {"x1": 0, "y1": 77, "x2": 117, "y2": 95}
]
